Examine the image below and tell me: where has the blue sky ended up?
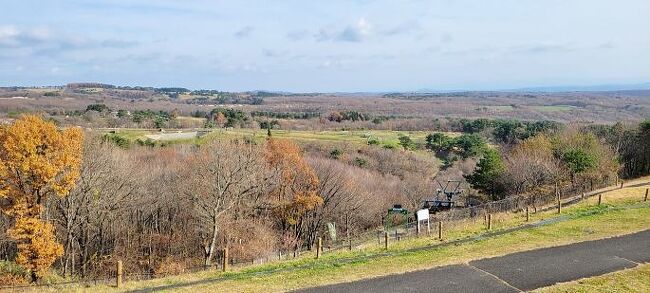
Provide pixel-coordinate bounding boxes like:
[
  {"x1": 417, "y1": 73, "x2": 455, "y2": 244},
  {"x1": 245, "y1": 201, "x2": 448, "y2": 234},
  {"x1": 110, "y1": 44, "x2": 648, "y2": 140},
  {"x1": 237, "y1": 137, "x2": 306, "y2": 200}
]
[{"x1": 1, "y1": 0, "x2": 649, "y2": 92}]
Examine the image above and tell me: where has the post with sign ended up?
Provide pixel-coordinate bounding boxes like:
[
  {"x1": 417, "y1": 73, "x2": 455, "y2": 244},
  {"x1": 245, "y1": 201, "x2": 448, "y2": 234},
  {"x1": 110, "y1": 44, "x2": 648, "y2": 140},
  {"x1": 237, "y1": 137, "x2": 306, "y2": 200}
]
[{"x1": 416, "y1": 209, "x2": 430, "y2": 237}]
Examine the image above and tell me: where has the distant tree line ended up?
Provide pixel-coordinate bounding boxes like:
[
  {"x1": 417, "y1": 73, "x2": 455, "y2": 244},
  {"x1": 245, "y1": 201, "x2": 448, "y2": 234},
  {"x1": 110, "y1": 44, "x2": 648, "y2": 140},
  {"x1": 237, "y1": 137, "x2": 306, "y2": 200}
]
[
  {"x1": 205, "y1": 108, "x2": 249, "y2": 128},
  {"x1": 383, "y1": 92, "x2": 499, "y2": 99},
  {"x1": 75, "y1": 104, "x2": 176, "y2": 129},
  {"x1": 456, "y1": 118, "x2": 561, "y2": 144},
  {"x1": 251, "y1": 111, "x2": 321, "y2": 120},
  {"x1": 326, "y1": 111, "x2": 395, "y2": 124},
  {"x1": 66, "y1": 83, "x2": 115, "y2": 89}
]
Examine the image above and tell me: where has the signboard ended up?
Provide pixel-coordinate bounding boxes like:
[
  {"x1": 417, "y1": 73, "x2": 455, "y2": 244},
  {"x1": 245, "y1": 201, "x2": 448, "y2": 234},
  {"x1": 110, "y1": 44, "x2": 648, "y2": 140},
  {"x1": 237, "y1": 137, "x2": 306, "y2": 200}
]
[{"x1": 416, "y1": 209, "x2": 430, "y2": 221}]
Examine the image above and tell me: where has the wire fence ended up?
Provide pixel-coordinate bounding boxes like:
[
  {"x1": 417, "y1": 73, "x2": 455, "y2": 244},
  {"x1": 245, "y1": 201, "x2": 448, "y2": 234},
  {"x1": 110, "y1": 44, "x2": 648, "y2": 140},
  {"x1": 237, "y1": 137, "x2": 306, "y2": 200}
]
[{"x1": 1, "y1": 179, "x2": 645, "y2": 290}]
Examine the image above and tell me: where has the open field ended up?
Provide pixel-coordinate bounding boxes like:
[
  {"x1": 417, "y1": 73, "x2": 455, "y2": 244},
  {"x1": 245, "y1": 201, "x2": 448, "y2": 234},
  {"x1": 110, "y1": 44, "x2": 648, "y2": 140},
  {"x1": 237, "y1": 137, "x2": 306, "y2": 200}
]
[
  {"x1": 18, "y1": 179, "x2": 650, "y2": 292},
  {"x1": 207, "y1": 129, "x2": 440, "y2": 148},
  {"x1": 100, "y1": 128, "x2": 449, "y2": 148},
  {"x1": 531, "y1": 105, "x2": 579, "y2": 112}
]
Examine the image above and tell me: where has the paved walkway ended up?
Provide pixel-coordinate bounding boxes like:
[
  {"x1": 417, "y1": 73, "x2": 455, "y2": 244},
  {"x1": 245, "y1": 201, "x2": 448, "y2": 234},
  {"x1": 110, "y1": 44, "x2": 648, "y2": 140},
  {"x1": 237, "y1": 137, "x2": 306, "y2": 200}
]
[{"x1": 297, "y1": 229, "x2": 650, "y2": 293}]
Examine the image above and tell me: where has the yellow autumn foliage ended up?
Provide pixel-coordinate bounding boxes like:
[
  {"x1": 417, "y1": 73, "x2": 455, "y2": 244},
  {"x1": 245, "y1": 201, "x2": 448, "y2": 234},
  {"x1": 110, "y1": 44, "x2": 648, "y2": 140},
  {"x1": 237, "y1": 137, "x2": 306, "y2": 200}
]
[
  {"x1": 0, "y1": 115, "x2": 82, "y2": 217},
  {"x1": 0, "y1": 115, "x2": 83, "y2": 280},
  {"x1": 7, "y1": 218, "x2": 64, "y2": 279}
]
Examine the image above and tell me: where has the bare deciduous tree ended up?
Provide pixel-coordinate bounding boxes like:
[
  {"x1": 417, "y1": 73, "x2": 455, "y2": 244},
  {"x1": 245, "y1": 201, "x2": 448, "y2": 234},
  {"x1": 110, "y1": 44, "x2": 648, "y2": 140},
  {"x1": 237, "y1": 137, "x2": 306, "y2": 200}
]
[{"x1": 183, "y1": 140, "x2": 266, "y2": 266}]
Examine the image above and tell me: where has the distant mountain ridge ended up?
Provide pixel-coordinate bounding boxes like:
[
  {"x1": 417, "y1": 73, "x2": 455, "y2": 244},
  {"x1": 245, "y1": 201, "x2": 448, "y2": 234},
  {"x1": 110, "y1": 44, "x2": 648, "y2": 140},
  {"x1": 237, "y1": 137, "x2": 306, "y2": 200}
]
[
  {"x1": 414, "y1": 83, "x2": 650, "y2": 94},
  {"x1": 3, "y1": 82, "x2": 650, "y2": 95},
  {"x1": 509, "y1": 82, "x2": 650, "y2": 93}
]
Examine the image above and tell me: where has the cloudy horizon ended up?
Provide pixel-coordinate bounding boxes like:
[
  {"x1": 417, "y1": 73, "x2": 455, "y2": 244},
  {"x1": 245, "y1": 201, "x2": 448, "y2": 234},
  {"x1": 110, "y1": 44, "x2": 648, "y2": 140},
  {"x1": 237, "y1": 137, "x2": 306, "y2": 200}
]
[{"x1": 1, "y1": 0, "x2": 649, "y2": 92}]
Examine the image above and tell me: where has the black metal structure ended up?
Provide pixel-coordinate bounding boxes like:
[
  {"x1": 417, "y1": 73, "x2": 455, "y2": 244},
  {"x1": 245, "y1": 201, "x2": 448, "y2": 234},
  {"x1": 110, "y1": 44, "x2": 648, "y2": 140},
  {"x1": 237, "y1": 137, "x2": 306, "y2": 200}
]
[{"x1": 422, "y1": 180, "x2": 464, "y2": 214}]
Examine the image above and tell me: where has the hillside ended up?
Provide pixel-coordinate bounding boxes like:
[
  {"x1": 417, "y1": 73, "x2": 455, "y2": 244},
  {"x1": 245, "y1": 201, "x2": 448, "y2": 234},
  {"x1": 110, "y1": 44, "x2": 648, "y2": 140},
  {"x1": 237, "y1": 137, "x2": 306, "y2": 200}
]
[
  {"x1": 2, "y1": 86, "x2": 649, "y2": 124},
  {"x1": 8, "y1": 178, "x2": 650, "y2": 292}
]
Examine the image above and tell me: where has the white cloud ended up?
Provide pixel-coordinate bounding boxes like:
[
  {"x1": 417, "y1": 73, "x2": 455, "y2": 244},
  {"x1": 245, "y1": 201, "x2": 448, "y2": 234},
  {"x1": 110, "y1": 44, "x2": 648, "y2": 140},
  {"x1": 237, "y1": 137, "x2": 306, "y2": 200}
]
[
  {"x1": 0, "y1": 26, "x2": 20, "y2": 42},
  {"x1": 0, "y1": 25, "x2": 137, "y2": 59},
  {"x1": 337, "y1": 17, "x2": 371, "y2": 42},
  {"x1": 315, "y1": 18, "x2": 373, "y2": 42},
  {"x1": 0, "y1": 25, "x2": 51, "y2": 47}
]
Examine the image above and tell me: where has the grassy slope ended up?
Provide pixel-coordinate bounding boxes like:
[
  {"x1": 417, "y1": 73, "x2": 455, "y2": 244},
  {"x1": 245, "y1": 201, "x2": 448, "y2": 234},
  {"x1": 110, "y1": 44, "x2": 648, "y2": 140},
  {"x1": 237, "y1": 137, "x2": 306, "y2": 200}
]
[
  {"x1": 535, "y1": 264, "x2": 650, "y2": 293},
  {"x1": 32, "y1": 180, "x2": 650, "y2": 292}
]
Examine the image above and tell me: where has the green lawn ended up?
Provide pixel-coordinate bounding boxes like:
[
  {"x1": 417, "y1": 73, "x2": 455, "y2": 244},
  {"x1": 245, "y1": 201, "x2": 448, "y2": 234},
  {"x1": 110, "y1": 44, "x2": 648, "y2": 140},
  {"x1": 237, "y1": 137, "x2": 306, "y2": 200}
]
[
  {"x1": 103, "y1": 128, "x2": 454, "y2": 149},
  {"x1": 535, "y1": 264, "x2": 650, "y2": 293},
  {"x1": 28, "y1": 182, "x2": 650, "y2": 292},
  {"x1": 175, "y1": 116, "x2": 207, "y2": 123},
  {"x1": 217, "y1": 129, "x2": 434, "y2": 146},
  {"x1": 106, "y1": 129, "x2": 151, "y2": 140}
]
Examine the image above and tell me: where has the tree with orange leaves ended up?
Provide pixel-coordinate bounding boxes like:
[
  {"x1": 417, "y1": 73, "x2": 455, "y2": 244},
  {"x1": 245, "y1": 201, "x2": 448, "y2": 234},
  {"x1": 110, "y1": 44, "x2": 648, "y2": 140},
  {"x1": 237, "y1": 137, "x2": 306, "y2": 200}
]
[
  {"x1": 214, "y1": 112, "x2": 227, "y2": 128},
  {"x1": 0, "y1": 115, "x2": 83, "y2": 281},
  {"x1": 265, "y1": 138, "x2": 323, "y2": 248}
]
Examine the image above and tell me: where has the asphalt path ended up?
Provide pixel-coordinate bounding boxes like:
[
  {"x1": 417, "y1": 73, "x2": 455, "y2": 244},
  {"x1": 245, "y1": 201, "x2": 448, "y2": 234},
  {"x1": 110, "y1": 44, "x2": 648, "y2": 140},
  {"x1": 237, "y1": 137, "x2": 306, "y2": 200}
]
[{"x1": 297, "y1": 229, "x2": 650, "y2": 293}]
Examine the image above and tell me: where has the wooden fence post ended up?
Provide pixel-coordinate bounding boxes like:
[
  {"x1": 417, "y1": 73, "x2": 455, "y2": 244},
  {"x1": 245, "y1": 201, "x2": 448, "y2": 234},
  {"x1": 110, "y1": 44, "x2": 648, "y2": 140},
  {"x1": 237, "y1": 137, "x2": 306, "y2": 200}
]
[
  {"x1": 487, "y1": 214, "x2": 492, "y2": 230},
  {"x1": 620, "y1": 181, "x2": 624, "y2": 189},
  {"x1": 384, "y1": 232, "x2": 389, "y2": 250},
  {"x1": 438, "y1": 221, "x2": 443, "y2": 240},
  {"x1": 116, "y1": 260, "x2": 123, "y2": 288},
  {"x1": 598, "y1": 193, "x2": 602, "y2": 206},
  {"x1": 525, "y1": 206, "x2": 530, "y2": 222},
  {"x1": 348, "y1": 238, "x2": 353, "y2": 251},
  {"x1": 315, "y1": 237, "x2": 322, "y2": 259},
  {"x1": 222, "y1": 248, "x2": 228, "y2": 272},
  {"x1": 645, "y1": 188, "x2": 648, "y2": 202}
]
